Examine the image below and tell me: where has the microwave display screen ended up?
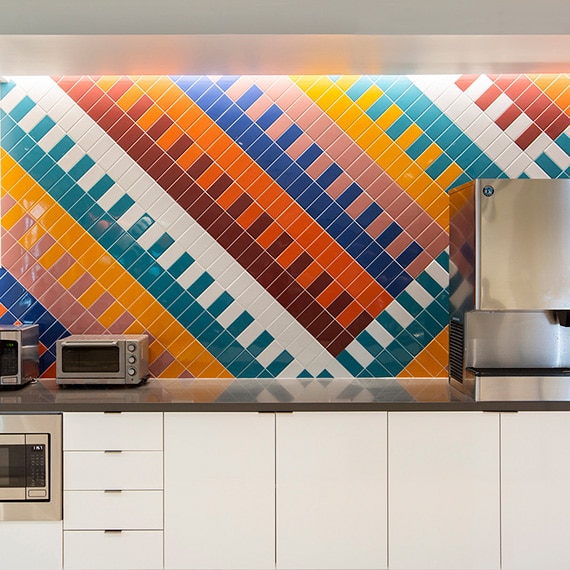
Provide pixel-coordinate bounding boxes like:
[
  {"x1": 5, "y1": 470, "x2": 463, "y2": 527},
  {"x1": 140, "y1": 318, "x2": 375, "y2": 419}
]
[{"x1": 61, "y1": 345, "x2": 121, "y2": 373}]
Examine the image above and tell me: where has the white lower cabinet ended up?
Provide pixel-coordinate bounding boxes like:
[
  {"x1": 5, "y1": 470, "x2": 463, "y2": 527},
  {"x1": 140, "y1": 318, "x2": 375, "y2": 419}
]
[
  {"x1": 0, "y1": 521, "x2": 62, "y2": 569},
  {"x1": 388, "y1": 412, "x2": 501, "y2": 570},
  {"x1": 63, "y1": 412, "x2": 164, "y2": 570},
  {"x1": 164, "y1": 412, "x2": 275, "y2": 570},
  {"x1": 501, "y1": 411, "x2": 570, "y2": 570},
  {"x1": 276, "y1": 411, "x2": 387, "y2": 570}
]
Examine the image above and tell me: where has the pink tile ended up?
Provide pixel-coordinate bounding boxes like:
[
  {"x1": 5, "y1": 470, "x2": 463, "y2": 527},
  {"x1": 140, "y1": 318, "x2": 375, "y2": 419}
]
[
  {"x1": 224, "y1": 77, "x2": 255, "y2": 101},
  {"x1": 306, "y1": 114, "x2": 334, "y2": 141},
  {"x1": 108, "y1": 310, "x2": 136, "y2": 333},
  {"x1": 8, "y1": 216, "x2": 37, "y2": 240},
  {"x1": 423, "y1": 230, "x2": 448, "y2": 257},
  {"x1": 253, "y1": 76, "x2": 279, "y2": 91},
  {"x1": 415, "y1": 220, "x2": 445, "y2": 248},
  {"x1": 325, "y1": 172, "x2": 352, "y2": 199},
  {"x1": 245, "y1": 94, "x2": 273, "y2": 121},
  {"x1": 366, "y1": 174, "x2": 396, "y2": 201},
  {"x1": 49, "y1": 253, "x2": 75, "y2": 279},
  {"x1": 84, "y1": 321, "x2": 107, "y2": 334},
  {"x1": 1, "y1": 194, "x2": 16, "y2": 211},
  {"x1": 385, "y1": 232, "x2": 413, "y2": 259},
  {"x1": 150, "y1": 349, "x2": 175, "y2": 376},
  {"x1": 266, "y1": 114, "x2": 293, "y2": 140},
  {"x1": 67, "y1": 311, "x2": 97, "y2": 334},
  {"x1": 265, "y1": 77, "x2": 295, "y2": 101},
  {"x1": 406, "y1": 251, "x2": 433, "y2": 278},
  {"x1": 384, "y1": 192, "x2": 412, "y2": 219},
  {"x1": 365, "y1": 211, "x2": 394, "y2": 239},
  {"x1": 316, "y1": 123, "x2": 344, "y2": 152},
  {"x1": 275, "y1": 84, "x2": 303, "y2": 111},
  {"x1": 336, "y1": 143, "x2": 366, "y2": 171},
  {"x1": 306, "y1": 153, "x2": 334, "y2": 179},
  {"x1": 355, "y1": 163, "x2": 383, "y2": 189},
  {"x1": 286, "y1": 133, "x2": 313, "y2": 160},
  {"x1": 344, "y1": 153, "x2": 373, "y2": 179},
  {"x1": 326, "y1": 134, "x2": 354, "y2": 161},
  {"x1": 346, "y1": 193, "x2": 373, "y2": 219},
  {"x1": 69, "y1": 273, "x2": 95, "y2": 298},
  {"x1": 296, "y1": 105, "x2": 324, "y2": 130}
]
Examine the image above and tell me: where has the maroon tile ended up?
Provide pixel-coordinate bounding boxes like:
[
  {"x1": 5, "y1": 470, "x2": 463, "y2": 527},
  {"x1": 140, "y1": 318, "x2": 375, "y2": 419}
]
[
  {"x1": 286, "y1": 251, "x2": 313, "y2": 278},
  {"x1": 545, "y1": 114, "x2": 570, "y2": 140},
  {"x1": 187, "y1": 154, "x2": 213, "y2": 179},
  {"x1": 274, "y1": 281, "x2": 304, "y2": 307},
  {"x1": 475, "y1": 84, "x2": 501, "y2": 111},
  {"x1": 88, "y1": 95, "x2": 116, "y2": 121},
  {"x1": 167, "y1": 133, "x2": 194, "y2": 160},
  {"x1": 206, "y1": 173, "x2": 233, "y2": 199},
  {"x1": 98, "y1": 106, "x2": 125, "y2": 130},
  {"x1": 127, "y1": 94, "x2": 154, "y2": 121},
  {"x1": 147, "y1": 115, "x2": 175, "y2": 140},
  {"x1": 495, "y1": 104, "x2": 522, "y2": 130},
  {"x1": 158, "y1": 163, "x2": 186, "y2": 191},
  {"x1": 148, "y1": 154, "x2": 177, "y2": 182},
  {"x1": 128, "y1": 134, "x2": 155, "y2": 161},
  {"x1": 117, "y1": 124, "x2": 146, "y2": 152},
  {"x1": 247, "y1": 212, "x2": 273, "y2": 238},
  {"x1": 107, "y1": 78, "x2": 135, "y2": 101},
  {"x1": 515, "y1": 124, "x2": 542, "y2": 150},
  {"x1": 535, "y1": 105, "x2": 564, "y2": 131},
  {"x1": 326, "y1": 290, "x2": 353, "y2": 317},
  {"x1": 346, "y1": 310, "x2": 374, "y2": 337},
  {"x1": 525, "y1": 93, "x2": 551, "y2": 121},
  {"x1": 514, "y1": 85, "x2": 541, "y2": 112},
  {"x1": 267, "y1": 232, "x2": 294, "y2": 258},
  {"x1": 217, "y1": 223, "x2": 247, "y2": 248},
  {"x1": 177, "y1": 187, "x2": 202, "y2": 210},
  {"x1": 168, "y1": 175, "x2": 194, "y2": 200},
  {"x1": 196, "y1": 202, "x2": 225, "y2": 231},
  {"x1": 227, "y1": 193, "x2": 254, "y2": 220},
  {"x1": 306, "y1": 312, "x2": 341, "y2": 341},
  {"x1": 287, "y1": 290, "x2": 315, "y2": 317},
  {"x1": 326, "y1": 329, "x2": 355, "y2": 356},
  {"x1": 138, "y1": 145, "x2": 165, "y2": 170},
  {"x1": 307, "y1": 272, "x2": 333, "y2": 297},
  {"x1": 107, "y1": 115, "x2": 135, "y2": 140},
  {"x1": 266, "y1": 272, "x2": 294, "y2": 297}
]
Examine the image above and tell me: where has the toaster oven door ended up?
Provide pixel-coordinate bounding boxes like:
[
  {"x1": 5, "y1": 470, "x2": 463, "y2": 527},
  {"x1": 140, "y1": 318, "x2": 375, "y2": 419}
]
[{"x1": 57, "y1": 341, "x2": 125, "y2": 381}]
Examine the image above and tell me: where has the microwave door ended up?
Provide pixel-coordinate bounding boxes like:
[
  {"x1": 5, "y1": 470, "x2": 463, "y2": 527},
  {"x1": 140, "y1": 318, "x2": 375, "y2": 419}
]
[{"x1": 0, "y1": 435, "x2": 27, "y2": 500}]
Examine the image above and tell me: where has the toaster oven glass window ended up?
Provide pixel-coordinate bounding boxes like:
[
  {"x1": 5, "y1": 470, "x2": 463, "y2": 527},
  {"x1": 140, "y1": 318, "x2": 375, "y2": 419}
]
[{"x1": 61, "y1": 345, "x2": 121, "y2": 373}]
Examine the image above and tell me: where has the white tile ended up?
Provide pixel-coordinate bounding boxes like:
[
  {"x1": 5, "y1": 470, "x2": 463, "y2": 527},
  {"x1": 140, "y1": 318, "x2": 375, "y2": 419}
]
[
  {"x1": 405, "y1": 280, "x2": 434, "y2": 309},
  {"x1": 156, "y1": 242, "x2": 186, "y2": 270},
  {"x1": 77, "y1": 164, "x2": 107, "y2": 192},
  {"x1": 453, "y1": 103, "x2": 481, "y2": 131},
  {"x1": 525, "y1": 132, "x2": 553, "y2": 160},
  {"x1": 485, "y1": 93, "x2": 512, "y2": 121},
  {"x1": 257, "y1": 341, "x2": 285, "y2": 367},
  {"x1": 178, "y1": 262, "x2": 205, "y2": 290},
  {"x1": 196, "y1": 282, "x2": 226, "y2": 310},
  {"x1": 464, "y1": 75, "x2": 493, "y2": 100},
  {"x1": 18, "y1": 105, "x2": 45, "y2": 132},
  {"x1": 97, "y1": 144, "x2": 124, "y2": 171},
  {"x1": 257, "y1": 302, "x2": 287, "y2": 330},
  {"x1": 277, "y1": 361, "x2": 305, "y2": 379},
  {"x1": 136, "y1": 222, "x2": 167, "y2": 250},
  {"x1": 485, "y1": 134, "x2": 512, "y2": 162},
  {"x1": 106, "y1": 153, "x2": 134, "y2": 180},
  {"x1": 386, "y1": 301, "x2": 414, "y2": 328},
  {"x1": 117, "y1": 203, "x2": 146, "y2": 232},
  {"x1": 344, "y1": 339, "x2": 375, "y2": 367},
  {"x1": 524, "y1": 162, "x2": 549, "y2": 178},
  {"x1": 87, "y1": 133, "x2": 115, "y2": 161},
  {"x1": 57, "y1": 145, "x2": 85, "y2": 171},
  {"x1": 494, "y1": 143, "x2": 525, "y2": 172},
  {"x1": 464, "y1": 113, "x2": 493, "y2": 140},
  {"x1": 217, "y1": 302, "x2": 246, "y2": 329},
  {"x1": 504, "y1": 113, "x2": 533, "y2": 141},
  {"x1": 67, "y1": 115, "x2": 94, "y2": 145},
  {"x1": 37, "y1": 124, "x2": 65, "y2": 153},
  {"x1": 0, "y1": 84, "x2": 25, "y2": 112},
  {"x1": 76, "y1": 123, "x2": 105, "y2": 153},
  {"x1": 474, "y1": 122, "x2": 502, "y2": 150},
  {"x1": 426, "y1": 257, "x2": 448, "y2": 289},
  {"x1": 545, "y1": 142, "x2": 570, "y2": 171},
  {"x1": 126, "y1": 174, "x2": 154, "y2": 201},
  {"x1": 116, "y1": 164, "x2": 144, "y2": 192},
  {"x1": 503, "y1": 153, "x2": 533, "y2": 178},
  {"x1": 97, "y1": 184, "x2": 125, "y2": 210},
  {"x1": 157, "y1": 202, "x2": 187, "y2": 231},
  {"x1": 22, "y1": 77, "x2": 56, "y2": 103},
  {"x1": 443, "y1": 96, "x2": 472, "y2": 122},
  {"x1": 57, "y1": 103, "x2": 84, "y2": 131},
  {"x1": 216, "y1": 260, "x2": 247, "y2": 289},
  {"x1": 236, "y1": 321, "x2": 265, "y2": 348},
  {"x1": 36, "y1": 83, "x2": 65, "y2": 114},
  {"x1": 365, "y1": 319, "x2": 394, "y2": 347},
  {"x1": 236, "y1": 280, "x2": 270, "y2": 312}
]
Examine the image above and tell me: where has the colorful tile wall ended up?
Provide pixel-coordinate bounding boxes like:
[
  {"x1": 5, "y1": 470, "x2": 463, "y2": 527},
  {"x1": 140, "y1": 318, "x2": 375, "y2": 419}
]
[{"x1": 1, "y1": 74, "x2": 569, "y2": 379}]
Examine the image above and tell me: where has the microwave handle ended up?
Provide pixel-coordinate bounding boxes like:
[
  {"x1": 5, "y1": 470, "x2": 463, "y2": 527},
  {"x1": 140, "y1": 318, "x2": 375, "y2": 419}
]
[{"x1": 60, "y1": 340, "x2": 119, "y2": 346}]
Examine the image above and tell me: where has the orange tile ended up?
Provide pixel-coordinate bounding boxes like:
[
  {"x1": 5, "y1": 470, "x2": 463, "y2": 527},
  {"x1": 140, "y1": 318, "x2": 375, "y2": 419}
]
[
  {"x1": 160, "y1": 361, "x2": 187, "y2": 378},
  {"x1": 346, "y1": 115, "x2": 374, "y2": 140},
  {"x1": 405, "y1": 172, "x2": 433, "y2": 200},
  {"x1": 86, "y1": 253, "x2": 115, "y2": 279},
  {"x1": 326, "y1": 97, "x2": 354, "y2": 121},
  {"x1": 376, "y1": 104, "x2": 403, "y2": 130},
  {"x1": 186, "y1": 114, "x2": 214, "y2": 140},
  {"x1": 76, "y1": 242, "x2": 105, "y2": 271},
  {"x1": 265, "y1": 193, "x2": 293, "y2": 218},
  {"x1": 226, "y1": 153, "x2": 255, "y2": 180},
  {"x1": 236, "y1": 202, "x2": 265, "y2": 231},
  {"x1": 336, "y1": 105, "x2": 362, "y2": 131},
  {"x1": 216, "y1": 144, "x2": 243, "y2": 170},
  {"x1": 138, "y1": 303, "x2": 164, "y2": 328},
  {"x1": 155, "y1": 84, "x2": 184, "y2": 112},
  {"x1": 127, "y1": 288, "x2": 155, "y2": 317},
  {"x1": 196, "y1": 163, "x2": 225, "y2": 189},
  {"x1": 116, "y1": 84, "x2": 145, "y2": 113},
  {"x1": 316, "y1": 84, "x2": 346, "y2": 112},
  {"x1": 196, "y1": 124, "x2": 224, "y2": 151},
  {"x1": 296, "y1": 261, "x2": 324, "y2": 288},
  {"x1": 275, "y1": 203, "x2": 304, "y2": 231},
  {"x1": 59, "y1": 225, "x2": 90, "y2": 252},
  {"x1": 308, "y1": 234, "x2": 336, "y2": 260},
  {"x1": 235, "y1": 163, "x2": 263, "y2": 189},
  {"x1": 176, "y1": 105, "x2": 203, "y2": 131},
  {"x1": 356, "y1": 124, "x2": 382, "y2": 151},
  {"x1": 146, "y1": 77, "x2": 178, "y2": 102},
  {"x1": 19, "y1": 225, "x2": 45, "y2": 250},
  {"x1": 436, "y1": 162, "x2": 463, "y2": 191},
  {"x1": 395, "y1": 161, "x2": 424, "y2": 189},
  {"x1": 177, "y1": 144, "x2": 205, "y2": 170},
  {"x1": 246, "y1": 175, "x2": 272, "y2": 200},
  {"x1": 77, "y1": 282, "x2": 106, "y2": 309},
  {"x1": 554, "y1": 85, "x2": 570, "y2": 114},
  {"x1": 216, "y1": 184, "x2": 243, "y2": 210},
  {"x1": 137, "y1": 104, "x2": 164, "y2": 131},
  {"x1": 276, "y1": 241, "x2": 305, "y2": 269},
  {"x1": 256, "y1": 222, "x2": 284, "y2": 249},
  {"x1": 1, "y1": 202, "x2": 27, "y2": 231},
  {"x1": 156, "y1": 123, "x2": 185, "y2": 151},
  {"x1": 200, "y1": 360, "x2": 234, "y2": 379},
  {"x1": 147, "y1": 311, "x2": 174, "y2": 334},
  {"x1": 204, "y1": 134, "x2": 233, "y2": 162},
  {"x1": 316, "y1": 281, "x2": 345, "y2": 307},
  {"x1": 133, "y1": 76, "x2": 161, "y2": 92},
  {"x1": 297, "y1": 223, "x2": 324, "y2": 249},
  {"x1": 356, "y1": 85, "x2": 384, "y2": 110},
  {"x1": 358, "y1": 281, "x2": 392, "y2": 314},
  {"x1": 337, "y1": 300, "x2": 365, "y2": 328}
]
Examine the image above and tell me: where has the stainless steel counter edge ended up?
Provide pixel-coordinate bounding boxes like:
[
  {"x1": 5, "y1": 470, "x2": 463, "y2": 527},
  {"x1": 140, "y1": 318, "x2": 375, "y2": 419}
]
[{"x1": 2, "y1": 377, "x2": 570, "y2": 412}]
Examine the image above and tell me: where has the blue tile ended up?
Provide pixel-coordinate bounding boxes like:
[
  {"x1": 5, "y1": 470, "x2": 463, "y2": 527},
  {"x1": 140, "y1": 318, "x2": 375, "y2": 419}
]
[
  {"x1": 206, "y1": 93, "x2": 234, "y2": 120},
  {"x1": 316, "y1": 163, "x2": 343, "y2": 189},
  {"x1": 346, "y1": 77, "x2": 375, "y2": 101},
  {"x1": 109, "y1": 194, "x2": 136, "y2": 220},
  {"x1": 68, "y1": 155, "x2": 95, "y2": 181},
  {"x1": 148, "y1": 233, "x2": 175, "y2": 259},
  {"x1": 168, "y1": 252, "x2": 194, "y2": 279},
  {"x1": 257, "y1": 144, "x2": 282, "y2": 169},
  {"x1": 226, "y1": 114, "x2": 253, "y2": 139},
  {"x1": 315, "y1": 201, "x2": 343, "y2": 228},
  {"x1": 385, "y1": 270, "x2": 412, "y2": 298},
  {"x1": 305, "y1": 193, "x2": 331, "y2": 217},
  {"x1": 236, "y1": 85, "x2": 264, "y2": 110},
  {"x1": 396, "y1": 241, "x2": 422, "y2": 267},
  {"x1": 88, "y1": 174, "x2": 115, "y2": 200},
  {"x1": 366, "y1": 96, "x2": 392, "y2": 122},
  {"x1": 268, "y1": 154, "x2": 294, "y2": 181},
  {"x1": 243, "y1": 131, "x2": 271, "y2": 157},
  {"x1": 11, "y1": 96, "x2": 35, "y2": 122},
  {"x1": 257, "y1": 104, "x2": 283, "y2": 129},
  {"x1": 286, "y1": 172, "x2": 313, "y2": 198},
  {"x1": 49, "y1": 135, "x2": 75, "y2": 161},
  {"x1": 337, "y1": 182, "x2": 363, "y2": 208},
  {"x1": 276, "y1": 124, "x2": 303, "y2": 149},
  {"x1": 297, "y1": 183, "x2": 323, "y2": 209},
  {"x1": 297, "y1": 143, "x2": 323, "y2": 169},
  {"x1": 216, "y1": 104, "x2": 243, "y2": 130},
  {"x1": 207, "y1": 291, "x2": 234, "y2": 318},
  {"x1": 356, "y1": 202, "x2": 382, "y2": 229},
  {"x1": 215, "y1": 76, "x2": 239, "y2": 91},
  {"x1": 29, "y1": 115, "x2": 56, "y2": 141},
  {"x1": 195, "y1": 83, "x2": 224, "y2": 110},
  {"x1": 377, "y1": 221, "x2": 403, "y2": 248}
]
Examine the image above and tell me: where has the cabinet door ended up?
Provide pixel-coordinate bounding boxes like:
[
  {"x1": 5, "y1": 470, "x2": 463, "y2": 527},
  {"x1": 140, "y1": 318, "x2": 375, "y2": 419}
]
[
  {"x1": 501, "y1": 411, "x2": 570, "y2": 570},
  {"x1": 276, "y1": 412, "x2": 387, "y2": 570},
  {"x1": 388, "y1": 412, "x2": 500, "y2": 570},
  {"x1": 164, "y1": 412, "x2": 275, "y2": 570}
]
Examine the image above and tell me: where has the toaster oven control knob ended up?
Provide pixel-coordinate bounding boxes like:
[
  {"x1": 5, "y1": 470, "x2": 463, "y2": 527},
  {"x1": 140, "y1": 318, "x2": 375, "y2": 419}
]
[
  {"x1": 128, "y1": 356, "x2": 136, "y2": 364},
  {"x1": 128, "y1": 367, "x2": 136, "y2": 377},
  {"x1": 127, "y1": 343, "x2": 136, "y2": 352}
]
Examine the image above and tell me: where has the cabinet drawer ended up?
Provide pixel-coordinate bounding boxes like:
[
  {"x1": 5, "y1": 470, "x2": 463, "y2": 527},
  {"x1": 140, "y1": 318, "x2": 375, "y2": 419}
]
[
  {"x1": 64, "y1": 530, "x2": 163, "y2": 570},
  {"x1": 63, "y1": 412, "x2": 163, "y2": 451},
  {"x1": 64, "y1": 450, "x2": 163, "y2": 490},
  {"x1": 64, "y1": 490, "x2": 163, "y2": 530}
]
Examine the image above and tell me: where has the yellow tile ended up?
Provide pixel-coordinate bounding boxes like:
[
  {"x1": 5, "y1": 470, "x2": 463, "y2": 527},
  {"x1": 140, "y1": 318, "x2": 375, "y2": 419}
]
[
  {"x1": 156, "y1": 83, "x2": 184, "y2": 112},
  {"x1": 305, "y1": 76, "x2": 335, "y2": 101},
  {"x1": 1, "y1": 202, "x2": 27, "y2": 231},
  {"x1": 58, "y1": 263, "x2": 86, "y2": 290},
  {"x1": 316, "y1": 84, "x2": 346, "y2": 112},
  {"x1": 424, "y1": 192, "x2": 448, "y2": 222},
  {"x1": 293, "y1": 76, "x2": 321, "y2": 94},
  {"x1": 19, "y1": 225, "x2": 45, "y2": 250},
  {"x1": 355, "y1": 84, "x2": 384, "y2": 110},
  {"x1": 88, "y1": 253, "x2": 116, "y2": 279},
  {"x1": 96, "y1": 77, "x2": 122, "y2": 91},
  {"x1": 106, "y1": 273, "x2": 138, "y2": 299},
  {"x1": 76, "y1": 242, "x2": 105, "y2": 271},
  {"x1": 416, "y1": 143, "x2": 442, "y2": 170},
  {"x1": 160, "y1": 361, "x2": 187, "y2": 378},
  {"x1": 406, "y1": 172, "x2": 433, "y2": 200},
  {"x1": 99, "y1": 302, "x2": 126, "y2": 329},
  {"x1": 38, "y1": 243, "x2": 67, "y2": 270},
  {"x1": 365, "y1": 133, "x2": 393, "y2": 161},
  {"x1": 200, "y1": 360, "x2": 233, "y2": 378},
  {"x1": 137, "y1": 104, "x2": 164, "y2": 131},
  {"x1": 436, "y1": 162, "x2": 463, "y2": 191},
  {"x1": 385, "y1": 154, "x2": 411, "y2": 179},
  {"x1": 346, "y1": 114, "x2": 374, "y2": 140},
  {"x1": 138, "y1": 303, "x2": 165, "y2": 328},
  {"x1": 375, "y1": 103, "x2": 403, "y2": 131},
  {"x1": 396, "y1": 123, "x2": 423, "y2": 151},
  {"x1": 336, "y1": 104, "x2": 364, "y2": 130},
  {"x1": 77, "y1": 282, "x2": 106, "y2": 309},
  {"x1": 134, "y1": 76, "x2": 161, "y2": 92},
  {"x1": 333, "y1": 76, "x2": 360, "y2": 92},
  {"x1": 395, "y1": 161, "x2": 424, "y2": 189},
  {"x1": 116, "y1": 84, "x2": 145, "y2": 113},
  {"x1": 356, "y1": 124, "x2": 382, "y2": 152},
  {"x1": 377, "y1": 143, "x2": 401, "y2": 169},
  {"x1": 325, "y1": 96, "x2": 354, "y2": 121}
]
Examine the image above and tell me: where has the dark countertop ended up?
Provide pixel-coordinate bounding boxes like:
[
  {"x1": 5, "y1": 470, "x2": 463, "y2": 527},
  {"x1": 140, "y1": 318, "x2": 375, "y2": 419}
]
[{"x1": 2, "y1": 377, "x2": 570, "y2": 412}]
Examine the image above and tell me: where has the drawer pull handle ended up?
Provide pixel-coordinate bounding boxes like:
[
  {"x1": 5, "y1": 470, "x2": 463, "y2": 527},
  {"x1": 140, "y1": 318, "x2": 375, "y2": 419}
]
[
  {"x1": 104, "y1": 450, "x2": 123, "y2": 453},
  {"x1": 104, "y1": 529, "x2": 123, "y2": 534},
  {"x1": 104, "y1": 489, "x2": 122, "y2": 493}
]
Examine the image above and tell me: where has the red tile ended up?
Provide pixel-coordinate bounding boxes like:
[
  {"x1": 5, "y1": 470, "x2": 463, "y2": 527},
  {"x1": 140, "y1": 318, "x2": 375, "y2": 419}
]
[
  {"x1": 128, "y1": 134, "x2": 155, "y2": 161},
  {"x1": 66, "y1": 79, "x2": 94, "y2": 102},
  {"x1": 147, "y1": 115, "x2": 174, "y2": 140},
  {"x1": 476, "y1": 84, "x2": 502, "y2": 111},
  {"x1": 246, "y1": 212, "x2": 273, "y2": 238},
  {"x1": 545, "y1": 114, "x2": 570, "y2": 140},
  {"x1": 505, "y1": 76, "x2": 533, "y2": 100},
  {"x1": 107, "y1": 78, "x2": 135, "y2": 101},
  {"x1": 117, "y1": 124, "x2": 145, "y2": 152},
  {"x1": 525, "y1": 94, "x2": 552, "y2": 121},
  {"x1": 107, "y1": 115, "x2": 135, "y2": 140},
  {"x1": 138, "y1": 145, "x2": 164, "y2": 170},
  {"x1": 515, "y1": 124, "x2": 542, "y2": 150},
  {"x1": 455, "y1": 75, "x2": 478, "y2": 92},
  {"x1": 98, "y1": 106, "x2": 125, "y2": 130},
  {"x1": 495, "y1": 104, "x2": 522, "y2": 130},
  {"x1": 514, "y1": 85, "x2": 542, "y2": 112},
  {"x1": 127, "y1": 95, "x2": 154, "y2": 121},
  {"x1": 89, "y1": 95, "x2": 115, "y2": 121},
  {"x1": 78, "y1": 85, "x2": 106, "y2": 113},
  {"x1": 535, "y1": 104, "x2": 563, "y2": 130},
  {"x1": 495, "y1": 75, "x2": 517, "y2": 91}
]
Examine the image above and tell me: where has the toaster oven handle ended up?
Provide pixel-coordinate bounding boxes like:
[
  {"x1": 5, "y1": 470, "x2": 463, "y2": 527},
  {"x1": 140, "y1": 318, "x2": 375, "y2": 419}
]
[{"x1": 60, "y1": 341, "x2": 119, "y2": 345}]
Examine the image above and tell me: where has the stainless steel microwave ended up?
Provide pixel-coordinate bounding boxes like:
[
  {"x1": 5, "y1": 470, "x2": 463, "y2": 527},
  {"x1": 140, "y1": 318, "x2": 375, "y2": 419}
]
[
  {"x1": 0, "y1": 414, "x2": 62, "y2": 521},
  {"x1": 56, "y1": 334, "x2": 149, "y2": 385},
  {"x1": 0, "y1": 324, "x2": 39, "y2": 387}
]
